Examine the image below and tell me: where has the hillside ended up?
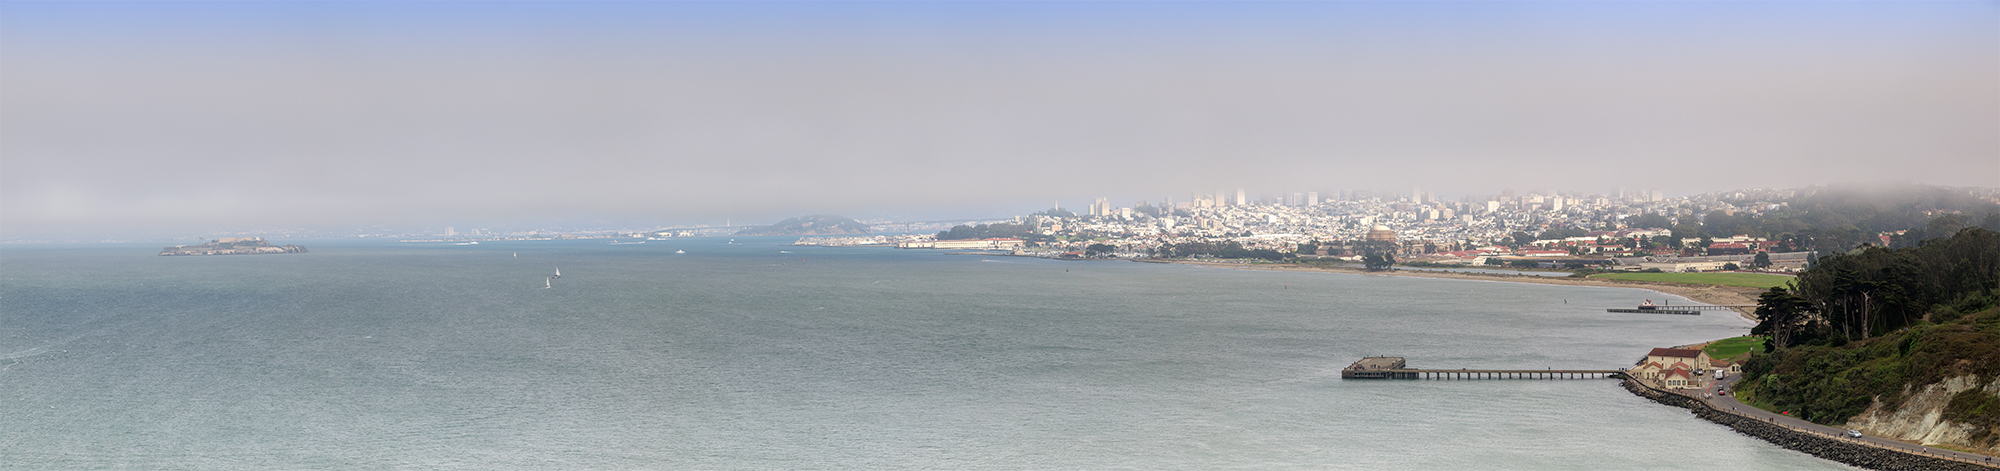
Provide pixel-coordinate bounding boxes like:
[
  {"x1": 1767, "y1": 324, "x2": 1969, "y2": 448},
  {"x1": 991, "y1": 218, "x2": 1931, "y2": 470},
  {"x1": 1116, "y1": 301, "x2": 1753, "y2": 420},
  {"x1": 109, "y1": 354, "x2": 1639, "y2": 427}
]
[
  {"x1": 1737, "y1": 307, "x2": 2000, "y2": 454},
  {"x1": 735, "y1": 215, "x2": 871, "y2": 236},
  {"x1": 1736, "y1": 224, "x2": 2000, "y2": 455}
]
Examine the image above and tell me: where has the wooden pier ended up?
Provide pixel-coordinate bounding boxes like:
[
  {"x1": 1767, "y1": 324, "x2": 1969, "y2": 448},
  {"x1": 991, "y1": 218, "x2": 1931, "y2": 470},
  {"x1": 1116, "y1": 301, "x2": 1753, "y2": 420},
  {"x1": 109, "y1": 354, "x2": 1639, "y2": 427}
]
[
  {"x1": 1606, "y1": 302, "x2": 1756, "y2": 316},
  {"x1": 1343, "y1": 357, "x2": 1622, "y2": 380},
  {"x1": 1390, "y1": 368, "x2": 1623, "y2": 379},
  {"x1": 1607, "y1": 308, "x2": 1701, "y2": 315},
  {"x1": 1627, "y1": 304, "x2": 1754, "y2": 311}
]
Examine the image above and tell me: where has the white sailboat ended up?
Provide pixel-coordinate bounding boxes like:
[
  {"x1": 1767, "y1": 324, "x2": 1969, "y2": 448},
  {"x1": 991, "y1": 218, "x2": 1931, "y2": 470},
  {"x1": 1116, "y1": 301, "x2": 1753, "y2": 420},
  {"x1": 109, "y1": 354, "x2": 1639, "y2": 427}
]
[
  {"x1": 553, "y1": 267, "x2": 561, "y2": 278},
  {"x1": 543, "y1": 277, "x2": 552, "y2": 289}
]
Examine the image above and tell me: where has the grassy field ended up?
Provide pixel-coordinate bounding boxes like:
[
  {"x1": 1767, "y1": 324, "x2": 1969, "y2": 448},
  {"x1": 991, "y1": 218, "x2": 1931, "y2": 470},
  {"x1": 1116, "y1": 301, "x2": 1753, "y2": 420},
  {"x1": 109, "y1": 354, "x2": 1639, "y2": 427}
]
[
  {"x1": 1588, "y1": 272, "x2": 1795, "y2": 289},
  {"x1": 1703, "y1": 336, "x2": 1765, "y2": 362}
]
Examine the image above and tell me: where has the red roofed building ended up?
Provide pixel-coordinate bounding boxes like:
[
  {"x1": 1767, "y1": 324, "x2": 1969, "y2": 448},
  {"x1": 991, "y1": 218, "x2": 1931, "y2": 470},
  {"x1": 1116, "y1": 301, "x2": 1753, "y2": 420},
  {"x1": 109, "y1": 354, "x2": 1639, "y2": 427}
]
[
  {"x1": 1710, "y1": 358, "x2": 1741, "y2": 375},
  {"x1": 1630, "y1": 347, "x2": 1712, "y2": 389},
  {"x1": 1660, "y1": 365, "x2": 1697, "y2": 388}
]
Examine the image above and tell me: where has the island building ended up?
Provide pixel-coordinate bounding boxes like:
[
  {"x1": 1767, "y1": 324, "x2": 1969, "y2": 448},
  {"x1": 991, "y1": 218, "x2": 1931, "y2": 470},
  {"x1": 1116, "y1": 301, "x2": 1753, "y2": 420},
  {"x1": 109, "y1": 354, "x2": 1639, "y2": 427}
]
[{"x1": 160, "y1": 237, "x2": 308, "y2": 256}]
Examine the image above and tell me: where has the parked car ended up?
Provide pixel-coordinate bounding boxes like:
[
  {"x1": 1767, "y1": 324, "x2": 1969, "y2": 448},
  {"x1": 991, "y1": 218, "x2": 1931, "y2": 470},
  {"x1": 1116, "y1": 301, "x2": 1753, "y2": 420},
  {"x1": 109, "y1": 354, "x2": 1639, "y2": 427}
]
[{"x1": 1846, "y1": 430, "x2": 1863, "y2": 438}]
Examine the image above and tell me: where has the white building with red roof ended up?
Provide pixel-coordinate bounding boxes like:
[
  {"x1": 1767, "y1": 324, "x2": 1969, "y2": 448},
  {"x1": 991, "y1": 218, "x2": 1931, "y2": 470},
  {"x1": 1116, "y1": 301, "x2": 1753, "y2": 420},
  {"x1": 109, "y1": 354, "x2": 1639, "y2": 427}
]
[{"x1": 1630, "y1": 347, "x2": 1712, "y2": 389}]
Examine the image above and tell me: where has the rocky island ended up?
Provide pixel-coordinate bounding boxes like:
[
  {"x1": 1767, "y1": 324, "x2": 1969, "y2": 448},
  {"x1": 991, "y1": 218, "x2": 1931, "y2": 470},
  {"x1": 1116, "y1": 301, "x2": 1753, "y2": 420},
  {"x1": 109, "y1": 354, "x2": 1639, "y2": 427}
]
[
  {"x1": 734, "y1": 215, "x2": 871, "y2": 236},
  {"x1": 159, "y1": 237, "x2": 308, "y2": 256}
]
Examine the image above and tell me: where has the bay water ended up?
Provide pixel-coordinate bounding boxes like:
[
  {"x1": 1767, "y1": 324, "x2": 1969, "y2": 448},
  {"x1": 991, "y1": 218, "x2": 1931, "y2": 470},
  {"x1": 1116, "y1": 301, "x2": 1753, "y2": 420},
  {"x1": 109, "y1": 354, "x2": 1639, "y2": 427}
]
[{"x1": 1, "y1": 237, "x2": 1849, "y2": 469}]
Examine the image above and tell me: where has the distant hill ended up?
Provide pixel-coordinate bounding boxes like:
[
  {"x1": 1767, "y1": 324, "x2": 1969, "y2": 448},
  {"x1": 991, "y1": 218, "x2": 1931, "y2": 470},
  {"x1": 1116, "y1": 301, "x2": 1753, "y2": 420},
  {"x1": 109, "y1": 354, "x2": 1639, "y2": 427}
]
[{"x1": 736, "y1": 215, "x2": 871, "y2": 236}]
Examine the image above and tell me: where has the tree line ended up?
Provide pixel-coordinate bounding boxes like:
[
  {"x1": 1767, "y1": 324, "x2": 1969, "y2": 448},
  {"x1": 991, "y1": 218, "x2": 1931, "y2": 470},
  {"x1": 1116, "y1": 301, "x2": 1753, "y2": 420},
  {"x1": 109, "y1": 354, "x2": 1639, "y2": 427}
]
[
  {"x1": 1738, "y1": 221, "x2": 2000, "y2": 428},
  {"x1": 1154, "y1": 240, "x2": 1292, "y2": 261},
  {"x1": 1623, "y1": 184, "x2": 1999, "y2": 253},
  {"x1": 1753, "y1": 224, "x2": 2000, "y2": 350},
  {"x1": 936, "y1": 222, "x2": 1043, "y2": 241}
]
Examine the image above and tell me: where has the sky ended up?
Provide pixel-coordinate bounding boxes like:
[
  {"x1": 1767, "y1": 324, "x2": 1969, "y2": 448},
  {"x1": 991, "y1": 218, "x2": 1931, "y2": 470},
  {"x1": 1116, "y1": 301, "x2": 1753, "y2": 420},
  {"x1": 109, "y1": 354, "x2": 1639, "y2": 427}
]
[{"x1": 3, "y1": 1, "x2": 1996, "y2": 239}]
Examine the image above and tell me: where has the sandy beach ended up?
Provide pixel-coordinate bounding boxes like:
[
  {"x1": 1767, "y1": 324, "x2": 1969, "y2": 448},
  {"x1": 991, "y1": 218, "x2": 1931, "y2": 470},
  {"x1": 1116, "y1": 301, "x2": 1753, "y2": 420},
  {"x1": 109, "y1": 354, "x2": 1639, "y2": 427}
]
[{"x1": 1159, "y1": 260, "x2": 1766, "y2": 321}]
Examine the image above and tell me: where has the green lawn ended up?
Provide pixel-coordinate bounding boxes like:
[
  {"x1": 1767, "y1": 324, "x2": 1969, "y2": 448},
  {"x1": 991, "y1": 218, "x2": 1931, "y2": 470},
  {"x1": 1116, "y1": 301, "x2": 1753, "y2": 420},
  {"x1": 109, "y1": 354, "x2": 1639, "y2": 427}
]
[
  {"x1": 1703, "y1": 336, "x2": 1765, "y2": 362},
  {"x1": 1588, "y1": 272, "x2": 1795, "y2": 289}
]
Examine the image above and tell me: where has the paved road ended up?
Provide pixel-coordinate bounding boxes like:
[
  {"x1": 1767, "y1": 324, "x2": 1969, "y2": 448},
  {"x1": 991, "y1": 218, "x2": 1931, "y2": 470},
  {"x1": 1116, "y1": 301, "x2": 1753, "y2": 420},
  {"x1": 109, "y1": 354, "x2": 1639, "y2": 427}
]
[{"x1": 1704, "y1": 373, "x2": 1999, "y2": 468}]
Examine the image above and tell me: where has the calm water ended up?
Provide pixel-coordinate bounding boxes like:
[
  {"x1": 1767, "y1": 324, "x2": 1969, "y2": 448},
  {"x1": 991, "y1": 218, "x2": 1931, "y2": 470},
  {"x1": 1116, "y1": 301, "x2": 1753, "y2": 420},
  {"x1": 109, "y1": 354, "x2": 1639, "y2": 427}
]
[{"x1": 1, "y1": 238, "x2": 1849, "y2": 469}]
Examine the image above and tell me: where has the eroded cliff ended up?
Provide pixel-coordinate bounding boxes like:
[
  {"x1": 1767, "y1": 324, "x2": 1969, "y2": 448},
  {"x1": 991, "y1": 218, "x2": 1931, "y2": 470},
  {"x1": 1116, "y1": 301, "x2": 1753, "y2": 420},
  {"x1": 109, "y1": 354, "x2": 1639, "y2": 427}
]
[{"x1": 1848, "y1": 375, "x2": 2000, "y2": 455}]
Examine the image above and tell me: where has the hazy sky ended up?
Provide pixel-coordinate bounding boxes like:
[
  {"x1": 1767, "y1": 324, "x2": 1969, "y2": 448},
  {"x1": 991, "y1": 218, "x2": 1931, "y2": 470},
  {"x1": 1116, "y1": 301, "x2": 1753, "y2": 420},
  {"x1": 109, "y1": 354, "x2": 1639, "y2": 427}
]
[{"x1": 4, "y1": 1, "x2": 1995, "y2": 238}]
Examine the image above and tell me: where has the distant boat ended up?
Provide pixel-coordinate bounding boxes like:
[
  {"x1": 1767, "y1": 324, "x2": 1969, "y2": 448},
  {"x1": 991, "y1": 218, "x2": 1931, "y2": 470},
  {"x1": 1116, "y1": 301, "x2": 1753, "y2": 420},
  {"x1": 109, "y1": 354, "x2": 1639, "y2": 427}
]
[
  {"x1": 454, "y1": 241, "x2": 478, "y2": 245},
  {"x1": 780, "y1": 250, "x2": 792, "y2": 254},
  {"x1": 609, "y1": 240, "x2": 646, "y2": 245},
  {"x1": 675, "y1": 250, "x2": 686, "y2": 254},
  {"x1": 543, "y1": 277, "x2": 552, "y2": 289},
  {"x1": 553, "y1": 267, "x2": 561, "y2": 278},
  {"x1": 513, "y1": 252, "x2": 517, "y2": 258}
]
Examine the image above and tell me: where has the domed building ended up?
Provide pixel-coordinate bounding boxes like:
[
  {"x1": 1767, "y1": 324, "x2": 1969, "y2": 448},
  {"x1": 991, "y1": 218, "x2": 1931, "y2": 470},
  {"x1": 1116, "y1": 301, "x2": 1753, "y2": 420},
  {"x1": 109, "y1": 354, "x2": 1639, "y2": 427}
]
[{"x1": 1364, "y1": 225, "x2": 1397, "y2": 243}]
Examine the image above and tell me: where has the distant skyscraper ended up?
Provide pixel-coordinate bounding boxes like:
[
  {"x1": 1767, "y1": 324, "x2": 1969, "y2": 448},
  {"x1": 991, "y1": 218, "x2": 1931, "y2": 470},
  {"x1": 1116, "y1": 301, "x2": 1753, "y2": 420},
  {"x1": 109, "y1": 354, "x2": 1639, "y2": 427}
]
[
  {"x1": 1308, "y1": 192, "x2": 1319, "y2": 206},
  {"x1": 1412, "y1": 187, "x2": 1423, "y2": 204},
  {"x1": 1236, "y1": 189, "x2": 1246, "y2": 206}
]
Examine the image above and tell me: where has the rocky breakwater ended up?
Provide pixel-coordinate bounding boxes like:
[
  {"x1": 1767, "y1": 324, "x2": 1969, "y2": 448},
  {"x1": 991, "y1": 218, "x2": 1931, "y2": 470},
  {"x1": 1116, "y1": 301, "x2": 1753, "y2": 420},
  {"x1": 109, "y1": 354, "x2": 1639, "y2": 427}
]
[
  {"x1": 1623, "y1": 378, "x2": 1995, "y2": 471},
  {"x1": 1847, "y1": 375, "x2": 2000, "y2": 457},
  {"x1": 160, "y1": 237, "x2": 308, "y2": 256}
]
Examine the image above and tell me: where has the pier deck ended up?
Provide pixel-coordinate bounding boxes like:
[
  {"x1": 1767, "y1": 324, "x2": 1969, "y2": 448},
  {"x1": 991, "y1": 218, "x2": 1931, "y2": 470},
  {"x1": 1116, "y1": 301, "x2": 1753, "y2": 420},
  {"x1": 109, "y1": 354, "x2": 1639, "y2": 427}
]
[
  {"x1": 1607, "y1": 303, "x2": 1754, "y2": 315},
  {"x1": 1343, "y1": 357, "x2": 1622, "y2": 380},
  {"x1": 1389, "y1": 368, "x2": 1623, "y2": 379},
  {"x1": 1607, "y1": 308, "x2": 1700, "y2": 315}
]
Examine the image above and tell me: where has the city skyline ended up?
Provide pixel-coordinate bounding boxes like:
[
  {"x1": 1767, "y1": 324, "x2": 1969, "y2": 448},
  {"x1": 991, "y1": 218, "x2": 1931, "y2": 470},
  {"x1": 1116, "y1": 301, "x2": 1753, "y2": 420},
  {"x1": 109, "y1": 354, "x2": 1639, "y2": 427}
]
[{"x1": 4, "y1": 1, "x2": 1994, "y2": 240}]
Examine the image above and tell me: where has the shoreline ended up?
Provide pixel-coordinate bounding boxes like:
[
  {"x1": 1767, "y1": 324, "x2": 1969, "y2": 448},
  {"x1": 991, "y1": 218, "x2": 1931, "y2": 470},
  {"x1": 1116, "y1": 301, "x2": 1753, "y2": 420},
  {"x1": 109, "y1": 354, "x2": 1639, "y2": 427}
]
[
  {"x1": 1624, "y1": 378, "x2": 1999, "y2": 470},
  {"x1": 939, "y1": 251, "x2": 1765, "y2": 320},
  {"x1": 1158, "y1": 260, "x2": 1764, "y2": 321}
]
